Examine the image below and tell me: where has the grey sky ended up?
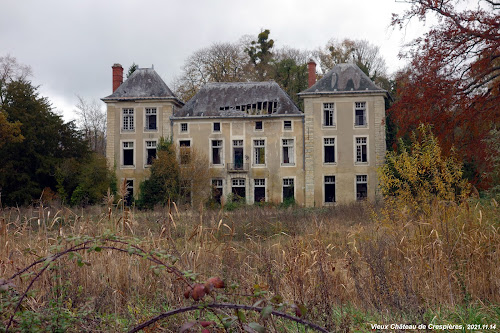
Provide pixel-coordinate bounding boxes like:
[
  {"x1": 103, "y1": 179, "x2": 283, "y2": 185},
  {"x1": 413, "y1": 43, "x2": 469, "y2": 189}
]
[{"x1": 1, "y1": 0, "x2": 424, "y2": 122}]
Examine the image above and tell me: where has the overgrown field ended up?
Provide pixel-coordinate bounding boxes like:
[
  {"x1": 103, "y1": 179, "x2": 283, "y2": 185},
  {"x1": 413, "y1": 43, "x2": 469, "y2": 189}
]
[{"x1": 1, "y1": 199, "x2": 499, "y2": 332}]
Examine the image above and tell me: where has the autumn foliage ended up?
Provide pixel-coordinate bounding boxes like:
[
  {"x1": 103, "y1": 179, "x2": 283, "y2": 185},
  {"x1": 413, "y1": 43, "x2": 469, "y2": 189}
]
[{"x1": 389, "y1": 0, "x2": 500, "y2": 188}]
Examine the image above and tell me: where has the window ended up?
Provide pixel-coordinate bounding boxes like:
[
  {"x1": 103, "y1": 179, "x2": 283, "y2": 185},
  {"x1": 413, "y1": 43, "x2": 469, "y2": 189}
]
[
  {"x1": 232, "y1": 178, "x2": 245, "y2": 201},
  {"x1": 283, "y1": 120, "x2": 292, "y2": 131},
  {"x1": 212, "y1": 179, "x2": 223, "y2": 204},
  {"x1": 122, "y1": 108, "x2": 134, "y2": 131},
  {"x1": 145, "y1": 108, "x2": 157, "y2": 131},
  {"x1": 253, "y1": 139, "x2": 265, "y2": 165},
  {"x1": 323, "y1": 103, "x2": 335, "y2": 127},
  {"x1": 180, "y1": 180, "x2": 192, "y2": 205},
  {"x1": 213, "y1": 122, "x2": 221, "y2": 132},
  {"x1": 254, "y1": 179, "x2": 266, "y2": 203},
  {"x1": 324, "y1": 138, "x2": 335, "y2": 164},
  {"x1": 212, "y1": 140, "x2": 222, "y2": 165},
  {"x1": 122, "y1": 142, "x2": 134, "y2": 166},
  {"x1": 179, "y1": 140, "x2": 191, "y2": 164},
  {"x1": 356, "y1": 137, "x2": 368, "y2": 163},
  {"x1": 355, "y1": 102, "x2": 366, "y2": 127},
  {"x1": 356, "y1": 175, "x2": 368, "y2": 200},
  {"x1": 282, "y1": 139, "x2": 294, "y2": 165},
  {"x1": 145, "y1": 140, "x2": 157, "y2": 165},
  {"x1": 283, "y1": 178, "x2": 294, "y2": 201},
  {"x1": 232, "y1": 140, "x2": 244, "y2": 170},
  {"x1": 180, "y1": 123, "x2": 188, "y2": 133},
  {"x1": 324, "y1": 176, "x2": 336, "y2": 203},
  {"x1": 255, "y1": 121, "x2": 263, "y2": 130},
  {"x1": 125, "y1": 179, "x2": 134, "y2": 206}
]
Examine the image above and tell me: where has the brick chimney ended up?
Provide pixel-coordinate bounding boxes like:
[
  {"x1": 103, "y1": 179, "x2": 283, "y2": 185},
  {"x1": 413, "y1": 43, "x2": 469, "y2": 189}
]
[
  {"x1": 307, "y1": 59, "x2": 316, "y2": 88},
  {"x1": 112, "y1": 63, "x2": 124, "y2": 92}
]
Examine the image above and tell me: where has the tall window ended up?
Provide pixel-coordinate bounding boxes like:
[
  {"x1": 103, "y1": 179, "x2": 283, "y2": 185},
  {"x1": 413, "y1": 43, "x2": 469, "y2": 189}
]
[
  {"x1": 282, "y1": 139, "x2": 294, "y2": 165},
  {"x1": 212, "y1": 140, "x2": 222, "y2": 165},
  {"x1": 254, "y1": 179, "x2": 266, "y2": 203},
  {"x1": 323, "y1": 103, "x2": 335, "y2": 127},
  {"x1": 254, "y1": 139, "x2": 265, "y2": 165},
  {"x1": 122, "y1": 108, "x2": 134, "y2": 131},
  {"x1": 283, "y1": 178, "x2": 294, "y2": 201},
  {"x1": 145, "y1": 141, "x2": 157, "y2": 165},
  {"x1": 324, "y1": 138, "x2": 335, "y2": 164},
  {"x1": 324, "y1": 176, "x2": 336, "y2": 203},
  {"x1": 179, "y1": 140, "x2": 191, "y2": 164},
  {"x1": 356, "y1": 137, "x2": 368, "y2": 163},
  {"x1": 356, "y1": 175, "x2": 368, "y2": 200},
  {"x1": 212, "y1": 179, "x2": 223, "y2": 204},
  {"x1": 122, "y1": 142, "x2": 134, "y2": 166},
  {"x1": 145, "y1": 108, "x2": 157, "y2": 130},
  {"x1": 232, "y1": 178, "x2": 246, "y2": 201},
  {"x1": 354, "y1": 102, "x2": 366, "y2": 127}
]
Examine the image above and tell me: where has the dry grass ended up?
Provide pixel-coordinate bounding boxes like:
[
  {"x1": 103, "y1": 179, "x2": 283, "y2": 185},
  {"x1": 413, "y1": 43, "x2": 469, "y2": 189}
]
[{"x1": 0, "y1": 198, "x2": 499, "y2": 331}]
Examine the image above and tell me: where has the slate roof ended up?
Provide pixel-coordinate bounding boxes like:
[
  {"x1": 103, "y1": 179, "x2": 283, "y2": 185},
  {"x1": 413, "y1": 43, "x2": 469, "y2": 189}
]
[
  {"x1": 174, "y1": 81, "x2": 301, "y2": 118},
  {"x1": 299, "y1": 63, "x2": 386, "y2": 95},
  {"x1": 102, "y1": 68, "x2": 182, "y2": 103}
]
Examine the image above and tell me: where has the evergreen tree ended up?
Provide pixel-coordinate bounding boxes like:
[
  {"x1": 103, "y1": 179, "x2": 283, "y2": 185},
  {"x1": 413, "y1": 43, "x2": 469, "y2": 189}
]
[{"x1": 0, "y1": 80, "x2": 89, "y2": 206}]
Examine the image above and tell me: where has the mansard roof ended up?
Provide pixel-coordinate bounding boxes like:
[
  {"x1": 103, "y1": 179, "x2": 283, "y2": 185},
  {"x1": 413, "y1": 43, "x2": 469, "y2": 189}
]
[
  {"x1": 174, "y1": 81, "x2": 302, "y2": 118},
  {"x1": 299, "y1": 63, "x2": 386, "y2": 95},
  {"x1": 102, "y1": 68, "x2": 182, "y2": 104}
]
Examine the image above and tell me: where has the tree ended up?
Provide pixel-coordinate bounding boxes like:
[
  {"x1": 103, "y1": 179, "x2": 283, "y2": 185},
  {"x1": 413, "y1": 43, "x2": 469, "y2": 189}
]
[
  {"x1": 244, "y1": 29, "x2": 275, "y2": 80},
  {"x1": 379, "y1": 124, "x2": 470, "y2": 212},
  {"x1": 174, "y1": 42, "x2": 249, "y2": 102},
  {"x1": 0, "y1": 79, "x2": 89, "y2": 206},
  {"x1": 389, "y1": 0, "x2": 500, "y2": 188},
  {"x1": 316, "y1": 39, "x2": 388, "y2": 85},
  {"x1": 127, "y1": 62, "x2": 139, "y2": 78},
  {"x1": 137, "y1": 138, "x2": 180, "y2": 209},
  {"x1": 74, "y1": 95, "x2": 106, "y2": 155}
]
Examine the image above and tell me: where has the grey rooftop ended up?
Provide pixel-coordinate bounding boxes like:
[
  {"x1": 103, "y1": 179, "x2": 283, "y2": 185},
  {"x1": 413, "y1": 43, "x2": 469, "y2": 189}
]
[
  {"x1": 299, "y1": 63, "x2": 385, "y2": 95},
  {"x1": 102, "y1": 68, "x2": 182, "y2": 102},
  {"x1": 174, "y1": 81, "x2": 301, "y2": 117}
]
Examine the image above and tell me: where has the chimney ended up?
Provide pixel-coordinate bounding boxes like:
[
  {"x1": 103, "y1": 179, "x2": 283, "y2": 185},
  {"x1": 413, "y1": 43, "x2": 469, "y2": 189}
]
[
  {"x1": 307, "y1": 59, "x2": 316, "y2": 88},
  {"x1": 112, "y1": 63, "x2": 124, "y2": 92}
]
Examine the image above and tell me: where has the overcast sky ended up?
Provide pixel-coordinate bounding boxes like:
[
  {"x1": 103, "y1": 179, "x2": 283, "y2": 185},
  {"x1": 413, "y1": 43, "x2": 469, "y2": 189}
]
[{"x1": 1, "y1": 0, "x2": 427, "y2": 122}]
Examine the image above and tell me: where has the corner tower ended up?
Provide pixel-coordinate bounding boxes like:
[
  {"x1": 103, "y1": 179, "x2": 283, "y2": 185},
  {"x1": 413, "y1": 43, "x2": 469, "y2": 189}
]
[{"x1": 299, "y1": 63, "x2": 388, "y2": 206}]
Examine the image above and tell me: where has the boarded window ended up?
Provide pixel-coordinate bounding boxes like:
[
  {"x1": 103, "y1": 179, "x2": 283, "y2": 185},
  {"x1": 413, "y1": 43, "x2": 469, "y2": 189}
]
[{"x1": 283, "y1": 120, "x2": 292, "y2": 130}]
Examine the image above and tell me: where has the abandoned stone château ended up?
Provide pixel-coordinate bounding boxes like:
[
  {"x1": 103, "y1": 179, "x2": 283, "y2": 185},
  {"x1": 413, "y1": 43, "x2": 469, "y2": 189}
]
[{"x1": 102, "y1": 61, "x2": 388, "y2": 207}]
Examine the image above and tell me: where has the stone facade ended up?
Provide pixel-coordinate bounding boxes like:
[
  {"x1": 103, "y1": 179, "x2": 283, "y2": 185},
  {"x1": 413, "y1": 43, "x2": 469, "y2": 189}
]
[{"x1": 103, "y1": 63, "x2": 387, "y2": 207}]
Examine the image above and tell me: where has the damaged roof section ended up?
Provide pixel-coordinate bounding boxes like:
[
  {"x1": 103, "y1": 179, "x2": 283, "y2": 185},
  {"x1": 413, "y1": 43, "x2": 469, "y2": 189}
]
[
  {"x1": 102, "y1": 68, "x2": 182, "y2": 103},
  {"x1": 175, "y1": 81, "x2": 301, "y2": 117},
  {"x1": 299, "y1": 63, "x2": 386, "y2": 95}
]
